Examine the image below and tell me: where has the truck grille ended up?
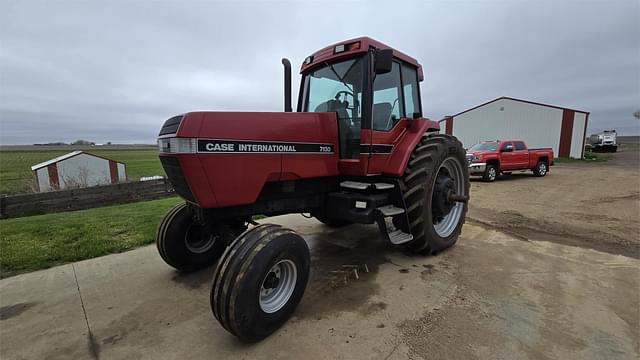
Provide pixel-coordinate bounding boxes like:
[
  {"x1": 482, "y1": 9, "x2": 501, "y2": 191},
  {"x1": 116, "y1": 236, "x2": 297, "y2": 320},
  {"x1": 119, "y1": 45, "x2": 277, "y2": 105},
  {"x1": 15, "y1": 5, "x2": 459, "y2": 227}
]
[
  {"x1": 158, "y1": 115, "x2": 183, "y2": 136},
  {"x1": 160, "y1": 156, "x2": 195, "y2": 202}
]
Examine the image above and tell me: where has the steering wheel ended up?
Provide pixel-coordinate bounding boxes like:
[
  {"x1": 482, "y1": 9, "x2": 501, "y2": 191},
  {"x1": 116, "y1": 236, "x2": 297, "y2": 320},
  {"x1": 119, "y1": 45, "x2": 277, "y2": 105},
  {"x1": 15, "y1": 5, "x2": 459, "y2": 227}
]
[
  {"x1": 334, "y1": 90, "x2": 356, "y2": 108},
  {"x1": 385, "y1": 98, "x2": 400, "y2": 130},
  {"x1": 334, "y1": 90, "x2": 354, "y2": 100}
]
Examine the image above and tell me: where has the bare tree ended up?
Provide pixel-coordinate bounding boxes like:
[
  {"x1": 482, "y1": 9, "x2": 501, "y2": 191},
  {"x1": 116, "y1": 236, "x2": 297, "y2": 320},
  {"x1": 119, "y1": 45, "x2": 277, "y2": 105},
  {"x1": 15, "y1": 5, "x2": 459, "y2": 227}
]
[
  {"x1": 61, "y1": 166, "x2": 92, "y2": 189},
  {"x1": 634, "y1": 110, "x2": 640, "y2": 120}
]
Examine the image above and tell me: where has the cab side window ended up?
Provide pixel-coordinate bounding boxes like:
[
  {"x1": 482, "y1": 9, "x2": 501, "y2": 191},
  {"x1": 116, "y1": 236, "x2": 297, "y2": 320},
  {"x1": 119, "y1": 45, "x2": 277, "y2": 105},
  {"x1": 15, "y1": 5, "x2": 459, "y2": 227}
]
[
  {"x1": 373, "y1": 62, "x2": 403, "y2": 131},
  {"x1": 501, "y1": 142, "x2": 513, "y2": 151},
  {"x1": 514, "y1": 141, "x2": 526, "y2": 151},
  {"x1": 401, "y1": 64, "x2": 420, "y2": 118}
]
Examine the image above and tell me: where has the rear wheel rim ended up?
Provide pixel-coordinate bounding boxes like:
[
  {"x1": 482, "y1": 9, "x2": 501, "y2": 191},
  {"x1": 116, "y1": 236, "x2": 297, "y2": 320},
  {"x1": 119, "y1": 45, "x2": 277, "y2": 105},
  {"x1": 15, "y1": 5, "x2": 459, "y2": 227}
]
[
  {"x1": 259, "y1": 259, "x2": 297, "y2": 313},
  {"x1": 539, "y1": 163, "x2": 547, "y2": 175},
  {"x1": 433, "y1": 157, "x2": 465, "y2": 238}
]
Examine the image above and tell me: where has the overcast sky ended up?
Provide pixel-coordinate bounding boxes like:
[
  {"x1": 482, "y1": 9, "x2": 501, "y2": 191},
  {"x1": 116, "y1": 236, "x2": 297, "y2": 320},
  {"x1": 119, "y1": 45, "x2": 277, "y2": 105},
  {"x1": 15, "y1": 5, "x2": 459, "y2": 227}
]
[{"x1": 1, "y1": 0, "x2": 638, "y2": 144}]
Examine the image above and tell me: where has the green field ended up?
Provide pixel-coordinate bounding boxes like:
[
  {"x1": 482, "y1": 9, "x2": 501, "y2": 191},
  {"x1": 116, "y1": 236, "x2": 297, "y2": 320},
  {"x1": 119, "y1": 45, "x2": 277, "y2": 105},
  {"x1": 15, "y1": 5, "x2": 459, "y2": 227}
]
[
  {"x1": 0, "y1": 145, "x2": 164, "y2": 194},
  {"x1": 0, "y1": 197, "x2": 182, "y2": 278}
]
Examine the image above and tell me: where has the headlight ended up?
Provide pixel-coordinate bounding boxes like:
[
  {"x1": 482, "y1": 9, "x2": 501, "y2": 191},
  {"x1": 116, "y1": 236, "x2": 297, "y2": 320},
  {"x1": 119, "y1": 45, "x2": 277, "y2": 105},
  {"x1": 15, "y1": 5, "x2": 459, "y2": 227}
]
[
  {"x1": 158, "y1": 138, "x2": 197, "y2": 153},
  {"x1": 473, "y1": 154, "x2": 483, "y2": 161}
]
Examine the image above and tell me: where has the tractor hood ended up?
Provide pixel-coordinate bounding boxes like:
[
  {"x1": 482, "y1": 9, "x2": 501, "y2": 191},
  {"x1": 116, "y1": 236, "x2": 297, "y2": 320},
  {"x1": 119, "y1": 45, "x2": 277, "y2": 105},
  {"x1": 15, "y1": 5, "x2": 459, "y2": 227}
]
[
  {"x1": 157, "y1": 111, "x2": 340, "y2": 208},
  {"x1": 158, "y1": 112, "x2": 338, "y2": 147}
]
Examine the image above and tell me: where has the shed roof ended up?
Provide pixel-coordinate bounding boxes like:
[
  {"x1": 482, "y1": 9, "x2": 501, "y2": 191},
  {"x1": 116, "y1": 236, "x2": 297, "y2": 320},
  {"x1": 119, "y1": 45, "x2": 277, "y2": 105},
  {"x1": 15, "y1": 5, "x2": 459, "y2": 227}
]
[
  {"x1": 441, "y1": 96, "x2": 589, "y2": 121},
  {"x1": 31, "y1": 151, "x2": 123, "y2": 171}
]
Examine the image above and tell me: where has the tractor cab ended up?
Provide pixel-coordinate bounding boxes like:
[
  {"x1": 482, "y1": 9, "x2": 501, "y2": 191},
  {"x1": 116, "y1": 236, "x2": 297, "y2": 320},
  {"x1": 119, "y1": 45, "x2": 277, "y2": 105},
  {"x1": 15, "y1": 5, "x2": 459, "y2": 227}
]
[{"x1": 293, "y1": 37, "x2": 425, "y2": 174}]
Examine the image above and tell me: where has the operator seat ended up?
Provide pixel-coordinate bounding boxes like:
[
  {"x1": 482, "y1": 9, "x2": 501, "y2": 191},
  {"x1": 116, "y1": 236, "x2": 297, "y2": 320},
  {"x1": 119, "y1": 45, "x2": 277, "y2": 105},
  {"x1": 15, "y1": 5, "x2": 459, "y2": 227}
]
[
  {"x1": 314, "y1": 99, "x2": 349, "y2": 121},
  {"x1": 372, "y1": 103, "x2": 393, "y2": 130}
]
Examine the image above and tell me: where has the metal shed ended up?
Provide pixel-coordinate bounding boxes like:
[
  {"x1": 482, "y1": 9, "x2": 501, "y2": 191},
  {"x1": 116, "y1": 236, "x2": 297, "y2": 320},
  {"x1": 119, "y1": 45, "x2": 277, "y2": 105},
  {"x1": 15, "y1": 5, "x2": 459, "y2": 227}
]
[
  {"x1": 31, "y1": 151, "x2": 127, "y2": 192},
  {"x1": 440, "y1": 97, "x2": 589, "y2": 158}
]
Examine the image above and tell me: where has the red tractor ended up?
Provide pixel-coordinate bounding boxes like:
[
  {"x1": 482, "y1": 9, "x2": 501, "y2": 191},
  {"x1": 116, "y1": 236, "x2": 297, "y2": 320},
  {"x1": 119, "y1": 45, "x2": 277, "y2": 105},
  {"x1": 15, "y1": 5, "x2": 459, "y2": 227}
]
[{"x1": 156, "y1": 37, "x2": 469, "y2": 342}]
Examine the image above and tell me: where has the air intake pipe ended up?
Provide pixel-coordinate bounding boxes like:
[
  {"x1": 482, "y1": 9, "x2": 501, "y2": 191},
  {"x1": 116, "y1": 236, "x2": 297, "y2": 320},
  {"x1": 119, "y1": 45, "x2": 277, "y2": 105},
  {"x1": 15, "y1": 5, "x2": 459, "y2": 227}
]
[{"x1": 282, "y1": 58, "x2": 292, "y2": 112}]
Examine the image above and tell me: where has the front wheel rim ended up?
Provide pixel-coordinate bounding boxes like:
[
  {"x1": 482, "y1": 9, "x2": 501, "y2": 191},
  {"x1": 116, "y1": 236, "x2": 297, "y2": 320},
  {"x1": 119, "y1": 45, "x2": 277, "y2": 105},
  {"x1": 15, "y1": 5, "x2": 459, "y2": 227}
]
[
  {"x1": 184, "y1": 223, "x2": 216, "y2": 253},
  {"x1": 433, "y1": 157, "x2": 466, "y2": 238},
  {"x1": 489, "y1": 167, "x2": 496, "y2": 180},
  {"x1": 259, "y1": 259, "x2": 297, "y2": 313}
]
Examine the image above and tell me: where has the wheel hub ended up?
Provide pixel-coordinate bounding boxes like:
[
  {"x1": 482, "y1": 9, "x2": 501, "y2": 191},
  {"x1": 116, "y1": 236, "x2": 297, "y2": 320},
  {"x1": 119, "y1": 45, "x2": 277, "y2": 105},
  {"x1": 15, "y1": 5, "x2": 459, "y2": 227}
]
[
  {"x1": 263, "y1": 272, "x2": 280, "y2": 289},
  {"x1": 184, "y1": 224, "x2": 218, "y2": 254},
  {"x1": 433, "y1": 174, "x2": 456, "y2": 219},
  {"x1": 259, "y1": 259, "x2": 297, "y2": 313}
]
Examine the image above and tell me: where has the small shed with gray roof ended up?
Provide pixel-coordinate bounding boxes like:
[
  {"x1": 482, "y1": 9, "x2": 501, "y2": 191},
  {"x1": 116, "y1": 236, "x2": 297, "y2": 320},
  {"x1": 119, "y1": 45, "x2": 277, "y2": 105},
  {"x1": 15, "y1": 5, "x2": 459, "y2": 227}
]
[{"x1": 31, "y1": 151, "x2": 127, "y2": 192}]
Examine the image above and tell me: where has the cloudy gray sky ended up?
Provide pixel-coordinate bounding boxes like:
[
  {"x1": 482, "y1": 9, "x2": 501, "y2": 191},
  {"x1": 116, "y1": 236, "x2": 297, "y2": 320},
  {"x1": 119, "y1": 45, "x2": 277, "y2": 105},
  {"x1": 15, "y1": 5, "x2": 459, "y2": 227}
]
[{"x1": 1, "y1": 0, "x2": 638, "y2": 144}]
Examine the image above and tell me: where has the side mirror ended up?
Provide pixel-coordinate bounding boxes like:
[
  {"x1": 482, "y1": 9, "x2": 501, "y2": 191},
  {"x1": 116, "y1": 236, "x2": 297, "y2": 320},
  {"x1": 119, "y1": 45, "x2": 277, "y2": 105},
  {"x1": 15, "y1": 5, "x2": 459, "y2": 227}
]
[{"x1": 374, "y1": 49, "x2": 393, "y2": 74}]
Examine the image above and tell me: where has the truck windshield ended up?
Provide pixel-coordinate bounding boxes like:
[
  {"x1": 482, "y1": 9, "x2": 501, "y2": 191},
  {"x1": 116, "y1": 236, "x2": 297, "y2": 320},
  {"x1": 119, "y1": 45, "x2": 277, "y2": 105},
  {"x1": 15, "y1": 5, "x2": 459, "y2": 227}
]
[
  {"x1": 300, "y1": 57, "x2": 364, "y2": 158},
  {"x1": 469, "y1": 142, "x2": 498, "y2": 151}
]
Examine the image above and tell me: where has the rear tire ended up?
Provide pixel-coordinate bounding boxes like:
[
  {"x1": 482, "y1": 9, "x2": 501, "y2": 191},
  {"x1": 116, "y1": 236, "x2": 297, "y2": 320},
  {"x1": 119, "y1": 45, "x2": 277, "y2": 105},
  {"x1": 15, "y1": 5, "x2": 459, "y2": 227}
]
[
  {"x1": 156, "y1": 203, "x2": 244, "y2": 272},
  {"x1": 211, "y1": 224, "x2": 310, "y2": 342},
  {"x1": 483, "y1": 164, "x2": 498, "y2": 182},
  {"x1": 399, "y1": 134, "x2": 469, "y2": 255},
  {"x1": 533, "y1": 161, "x2": 548, "y2": 177}
]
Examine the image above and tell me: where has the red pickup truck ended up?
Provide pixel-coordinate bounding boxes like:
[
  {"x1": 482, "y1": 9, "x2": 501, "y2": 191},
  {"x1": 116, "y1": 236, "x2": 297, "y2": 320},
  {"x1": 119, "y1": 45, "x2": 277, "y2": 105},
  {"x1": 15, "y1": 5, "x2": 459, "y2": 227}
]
[{"x1": 466, "y1": 140, "x2": 554, "y2": 182}]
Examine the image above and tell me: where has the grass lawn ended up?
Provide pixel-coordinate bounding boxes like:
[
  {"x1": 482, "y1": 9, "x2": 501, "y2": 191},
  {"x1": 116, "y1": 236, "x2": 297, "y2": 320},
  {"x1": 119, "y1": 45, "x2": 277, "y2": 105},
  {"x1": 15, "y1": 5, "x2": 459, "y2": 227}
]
[
  {"x1": 0, "y1": 145, "x2": 164, "y2": 194},
  {"x1": 0, "y1": 197, "x2": 182, "y2": 278}
]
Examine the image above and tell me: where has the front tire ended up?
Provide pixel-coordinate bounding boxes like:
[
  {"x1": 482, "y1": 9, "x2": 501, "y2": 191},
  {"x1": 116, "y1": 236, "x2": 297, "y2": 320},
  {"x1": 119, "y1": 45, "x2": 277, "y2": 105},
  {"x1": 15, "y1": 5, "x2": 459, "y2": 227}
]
[
  {"x1": 211, "y1": 224, "x2": 310, "y2": 342},
  {"x1": 483, "y1": 164, "x2": 498, "y2": 182},
  {"x1": 399, "y1": 134, "x2": 469, "y2": 255},
  {"x1": 156, "y1": 203, "x2": 243, "y2": 272}
]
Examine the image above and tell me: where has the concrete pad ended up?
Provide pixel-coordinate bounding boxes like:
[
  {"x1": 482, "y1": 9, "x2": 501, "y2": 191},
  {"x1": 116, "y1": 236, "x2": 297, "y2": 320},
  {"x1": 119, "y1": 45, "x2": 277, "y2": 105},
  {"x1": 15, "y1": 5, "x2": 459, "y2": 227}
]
[
  {"x1": 1, "y1": 215, "x2": 638, "y2": 359},
  {"x1": 0, "y1": 264, "x2": 92, "y2": 359}
]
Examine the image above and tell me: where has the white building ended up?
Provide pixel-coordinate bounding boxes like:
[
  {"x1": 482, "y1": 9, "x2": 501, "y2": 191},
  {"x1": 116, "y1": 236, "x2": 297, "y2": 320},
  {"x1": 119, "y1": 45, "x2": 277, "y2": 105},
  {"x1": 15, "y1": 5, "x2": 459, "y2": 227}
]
[
  {"x1": 31, "y1": 151, "x2": 127, "y2": 192},
  {"x1": 440, "y1": 97, "x2": 589, "y2": 158}
]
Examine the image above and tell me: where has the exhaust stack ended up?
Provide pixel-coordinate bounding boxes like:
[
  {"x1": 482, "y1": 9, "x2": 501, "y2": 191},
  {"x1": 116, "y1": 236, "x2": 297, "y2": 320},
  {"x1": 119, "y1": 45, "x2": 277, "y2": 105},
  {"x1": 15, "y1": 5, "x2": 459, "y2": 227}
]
[{"x1": 281, "y1": 58, "x2": 292, "y2": 112}]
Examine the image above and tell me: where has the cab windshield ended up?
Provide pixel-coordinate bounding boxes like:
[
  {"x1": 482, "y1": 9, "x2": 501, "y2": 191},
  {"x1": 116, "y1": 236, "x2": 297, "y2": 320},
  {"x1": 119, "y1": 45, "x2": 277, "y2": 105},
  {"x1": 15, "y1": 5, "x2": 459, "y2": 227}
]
[
  {"x1": 300, "y1": 57, "x2": 364, "y2": 158},
  {"x1": 469, "y1": 142, "x2": 498, "y2": 151}
]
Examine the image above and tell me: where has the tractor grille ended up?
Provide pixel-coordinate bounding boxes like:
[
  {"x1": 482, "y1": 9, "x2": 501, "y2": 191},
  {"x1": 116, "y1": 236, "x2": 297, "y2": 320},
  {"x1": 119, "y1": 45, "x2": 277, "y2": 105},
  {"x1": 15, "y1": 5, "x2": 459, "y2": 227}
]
[
  {"x1": 160, "y1": 156, "x2": 195, "y2": 202},
  {"x1": 158, "y1": 115, "x2": 183, "y2": 136}
]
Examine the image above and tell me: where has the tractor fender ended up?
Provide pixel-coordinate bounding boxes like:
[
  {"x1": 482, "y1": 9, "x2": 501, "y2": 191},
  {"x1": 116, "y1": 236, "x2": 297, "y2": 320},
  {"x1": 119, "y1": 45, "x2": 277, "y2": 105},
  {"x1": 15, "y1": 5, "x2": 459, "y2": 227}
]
[{"x1": 382, "y1": 118, "x2": 440, "y2": 177}]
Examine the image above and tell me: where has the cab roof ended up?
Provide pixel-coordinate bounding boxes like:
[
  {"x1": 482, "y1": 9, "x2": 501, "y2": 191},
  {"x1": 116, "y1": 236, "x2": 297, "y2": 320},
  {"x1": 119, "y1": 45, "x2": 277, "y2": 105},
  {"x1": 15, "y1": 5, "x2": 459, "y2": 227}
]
[{"x1": 300, "y1": 36, "x2": 424, "y2": 81}]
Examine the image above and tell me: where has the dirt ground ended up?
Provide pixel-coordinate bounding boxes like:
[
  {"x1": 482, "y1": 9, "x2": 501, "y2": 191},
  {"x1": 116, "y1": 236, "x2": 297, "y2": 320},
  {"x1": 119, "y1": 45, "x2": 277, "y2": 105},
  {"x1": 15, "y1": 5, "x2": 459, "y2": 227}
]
[
  {"x1": 467, "y1": 144, "x2": 640, "y2": 259},
  {"x1": 1, "y1": 217, "x2": 638, "y2": 360}
]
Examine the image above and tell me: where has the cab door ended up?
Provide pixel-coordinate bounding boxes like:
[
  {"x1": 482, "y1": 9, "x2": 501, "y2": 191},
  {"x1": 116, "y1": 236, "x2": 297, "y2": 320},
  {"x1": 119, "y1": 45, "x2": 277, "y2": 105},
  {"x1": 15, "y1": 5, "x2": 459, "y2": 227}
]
[
  {"x1": 367, "y1": 61, "x2": 421, "y2": 175},
  {"x1": 500, "y1": 142, "x2": 517, "y2": 170},
  {"x1": 299, "y1": 56, "x2": 368, "y2": 176},
  {"x1": 512, "y1": 141, "x2": 529, "y2": 169}
]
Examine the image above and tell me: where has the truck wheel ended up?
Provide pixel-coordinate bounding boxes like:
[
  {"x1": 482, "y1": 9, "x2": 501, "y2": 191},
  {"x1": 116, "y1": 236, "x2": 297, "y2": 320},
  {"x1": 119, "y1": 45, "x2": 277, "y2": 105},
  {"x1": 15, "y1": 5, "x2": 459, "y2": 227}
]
[
  {"x1": 533, "y1": 161, "x2": 548, "y2": 177},
  {"x1": 399, "y1": 134, "x2": 469, "y2": 255},
  {"x1": 156, "y1": 203, "x2": 243, "y2": 272},
  {"x1": 482, "y1": 164, "x2": 498, "y2": 182},
  {"x1": 211, "y1": 224, "x2": 310, "y2": 342}
]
